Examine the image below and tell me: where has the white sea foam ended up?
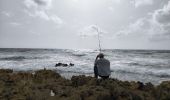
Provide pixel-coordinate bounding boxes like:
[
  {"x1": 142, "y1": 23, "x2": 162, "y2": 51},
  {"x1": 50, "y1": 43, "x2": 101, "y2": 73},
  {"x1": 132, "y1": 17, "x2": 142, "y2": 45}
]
[{"x1": 0, "y1": 48, "x2": 170, "y2": 84}]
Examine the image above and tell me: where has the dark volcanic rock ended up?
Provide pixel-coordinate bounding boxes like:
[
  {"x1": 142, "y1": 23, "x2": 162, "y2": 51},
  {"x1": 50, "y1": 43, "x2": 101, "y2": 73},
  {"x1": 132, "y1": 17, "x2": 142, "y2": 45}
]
[
  {"x1": 55, "y1": 63, "x2": 74, "y2": 67},
  {"x1": 55, "y1": 63, "x2": 68, "y2": 67},
  {"x1": 69, "y1": 63, "x2": 74, "y2": 66}
]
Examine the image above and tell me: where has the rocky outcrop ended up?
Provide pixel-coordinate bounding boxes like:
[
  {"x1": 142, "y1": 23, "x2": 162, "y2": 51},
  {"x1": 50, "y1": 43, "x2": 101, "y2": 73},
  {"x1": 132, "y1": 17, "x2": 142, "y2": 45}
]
[
  {"x1": 55, "y1": 63, "x2": 74, "y2": 67},
  {"x1": 0, "y1": 69, "x2": 170, "y2": 100}
]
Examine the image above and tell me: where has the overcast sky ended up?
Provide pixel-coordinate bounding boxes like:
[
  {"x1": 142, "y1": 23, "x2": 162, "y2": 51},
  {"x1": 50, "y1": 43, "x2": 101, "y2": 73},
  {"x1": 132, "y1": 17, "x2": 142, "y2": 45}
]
[{"x1": 0, "y1": 0, "x2": 170, "y2": 50}]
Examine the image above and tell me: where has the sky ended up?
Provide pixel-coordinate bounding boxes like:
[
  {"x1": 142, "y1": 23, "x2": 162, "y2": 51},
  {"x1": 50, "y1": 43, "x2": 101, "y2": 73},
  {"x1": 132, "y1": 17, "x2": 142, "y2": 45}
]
[{"x1": 0, "y1": 0, "x2": 170, "y2": 50}]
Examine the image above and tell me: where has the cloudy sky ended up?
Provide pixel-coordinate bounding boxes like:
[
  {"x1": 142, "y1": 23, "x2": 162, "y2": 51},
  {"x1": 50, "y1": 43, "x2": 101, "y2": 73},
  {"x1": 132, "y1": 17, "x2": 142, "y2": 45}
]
[{"x1": 0, "y1": 0, "x2": 170, "y2": 50}]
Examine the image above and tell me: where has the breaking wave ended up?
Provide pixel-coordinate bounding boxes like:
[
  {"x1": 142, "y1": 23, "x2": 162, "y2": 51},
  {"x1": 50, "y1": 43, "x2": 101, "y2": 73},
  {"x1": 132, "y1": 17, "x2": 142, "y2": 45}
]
[
  {"x1": 0, "y1": 56, "x2": 43, "y2": 61},
  {"x1": 0, "y1": 48, "x2": 170, "y2": 84}
]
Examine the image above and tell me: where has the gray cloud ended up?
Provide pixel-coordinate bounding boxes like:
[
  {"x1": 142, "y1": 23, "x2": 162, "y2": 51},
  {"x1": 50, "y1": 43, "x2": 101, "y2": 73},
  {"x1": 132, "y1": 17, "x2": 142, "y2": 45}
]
[
  {"x1": 153, "y1": 1, "x2": 170, "y2": 24},
  {"x1": 114, "y1": 18, "x2": 150, "y2": 37},
  {"x1": 33, "y1": 0, "x2": 49, "y2": 6},
  {"x1": 24, "y1": 0, "x2": 52, "y2": 9},
  {"x1": 1, "y1": 0, "x2": 170, "y2": 49},
  {"x1": 115, "y1": 1, "x2": 170, "y2": 41},
  {"x1": 150, "y1": 1, "x2": 170, "y2": 40},
  {"x1": 33, "y1": 0, "x2": 52, "y2": 9},
  {"x1": 24, "y1": 0, "x2": 63, "y2": 25}
]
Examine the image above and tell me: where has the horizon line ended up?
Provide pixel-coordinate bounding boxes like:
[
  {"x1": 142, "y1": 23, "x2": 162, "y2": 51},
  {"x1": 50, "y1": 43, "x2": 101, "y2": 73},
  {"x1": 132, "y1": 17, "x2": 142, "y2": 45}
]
[{"x1": 0, "y1": 47, "x2": 170, "y2": 51}]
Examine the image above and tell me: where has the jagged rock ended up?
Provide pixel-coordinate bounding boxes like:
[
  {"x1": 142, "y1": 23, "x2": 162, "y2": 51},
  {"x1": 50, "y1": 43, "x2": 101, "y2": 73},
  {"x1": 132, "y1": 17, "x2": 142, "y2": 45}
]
[
  {"x1": 69, "y1": 63, "x2": 74, "y2": 66},
  {"x1": 55, "y1": 63, "x2": 68, "y2": 67},
  {"x1": 55, "y1": 63, "x2": 74, "y2": 67}
]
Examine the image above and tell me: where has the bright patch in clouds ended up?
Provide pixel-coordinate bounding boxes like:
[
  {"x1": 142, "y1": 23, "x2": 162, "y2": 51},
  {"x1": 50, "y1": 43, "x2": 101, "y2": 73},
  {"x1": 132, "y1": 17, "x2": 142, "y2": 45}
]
[
  {"x1": 131, "y1": 0, "x2": 153, "y2": 7},
  {"x1": 112, "y1": 0, "x2": 121, "y2": 4},
  {"x1": 0, "y1": 11, "x2": 11, "y2": 17},
  {"x1": 78, "y1": 25, "x2": 106, "y2": 38},
  {"x1": 10, "y1": 22, "x2": 21, "y2": 26},
  {"x1": 68, "y1": 0, "x2": 108, "y2": 11}
]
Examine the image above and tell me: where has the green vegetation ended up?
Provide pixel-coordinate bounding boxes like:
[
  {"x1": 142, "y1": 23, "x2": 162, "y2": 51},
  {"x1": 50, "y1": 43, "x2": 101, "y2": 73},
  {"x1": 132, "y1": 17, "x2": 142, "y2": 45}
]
[{"x1": 0, "y1": 69, "x2": 170, "y2": 100}]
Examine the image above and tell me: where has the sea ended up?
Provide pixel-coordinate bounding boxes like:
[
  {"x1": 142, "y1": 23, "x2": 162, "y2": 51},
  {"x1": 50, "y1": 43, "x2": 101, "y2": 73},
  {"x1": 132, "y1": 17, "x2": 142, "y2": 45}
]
[{"x1": 0, "y1": 48, "x2": 170, "y2": 85}]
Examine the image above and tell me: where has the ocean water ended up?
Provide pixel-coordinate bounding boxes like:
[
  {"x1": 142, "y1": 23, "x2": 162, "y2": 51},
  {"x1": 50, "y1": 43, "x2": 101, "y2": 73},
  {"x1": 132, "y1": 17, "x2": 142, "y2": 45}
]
[{"x1": 0, "y1": 48, "x2": 170, "y2": 85}]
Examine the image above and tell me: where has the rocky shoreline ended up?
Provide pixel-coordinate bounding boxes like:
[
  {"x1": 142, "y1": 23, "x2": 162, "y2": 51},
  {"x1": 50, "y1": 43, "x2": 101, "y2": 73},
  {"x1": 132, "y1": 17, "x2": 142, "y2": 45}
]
[{"x1": 0, "y1": 69, "x2": 170, "y2": 100}]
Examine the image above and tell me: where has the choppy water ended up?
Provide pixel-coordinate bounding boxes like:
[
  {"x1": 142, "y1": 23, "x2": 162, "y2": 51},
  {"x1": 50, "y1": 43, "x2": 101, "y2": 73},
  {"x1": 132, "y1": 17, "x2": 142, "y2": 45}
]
[{"x1": 0, "y1": 48, "x2": 170, "y2": 85}]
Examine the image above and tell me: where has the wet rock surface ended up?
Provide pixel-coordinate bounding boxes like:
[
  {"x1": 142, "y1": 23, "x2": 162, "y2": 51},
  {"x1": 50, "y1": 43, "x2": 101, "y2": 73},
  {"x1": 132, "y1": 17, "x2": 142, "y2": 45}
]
[
  {"x1": 55, "y1": 63, "x2": 74, "y2": 67},
  {"x1": 0, "y1": 69, "x2": 170, "y2": 100}
]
